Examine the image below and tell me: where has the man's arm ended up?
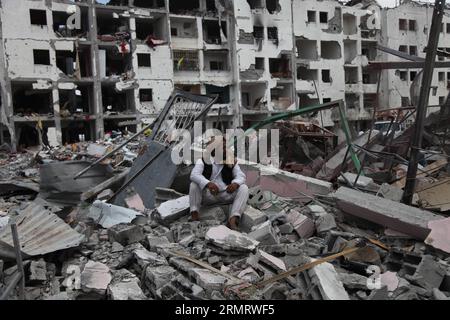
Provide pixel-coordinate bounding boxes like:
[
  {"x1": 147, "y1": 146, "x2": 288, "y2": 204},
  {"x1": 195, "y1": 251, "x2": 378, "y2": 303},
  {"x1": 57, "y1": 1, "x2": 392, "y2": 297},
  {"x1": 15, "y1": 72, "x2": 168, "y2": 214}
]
[
  {"x1": 190, "y1": 159, "x2": 210, "y2": 190},
  {"x1": 231, "y1": 163, "x2": 246, "y2": 186}
]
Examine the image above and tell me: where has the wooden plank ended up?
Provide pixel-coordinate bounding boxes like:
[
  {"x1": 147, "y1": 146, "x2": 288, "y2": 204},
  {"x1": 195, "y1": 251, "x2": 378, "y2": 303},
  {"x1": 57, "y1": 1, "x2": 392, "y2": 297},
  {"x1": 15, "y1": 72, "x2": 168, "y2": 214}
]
[{"x1": 393, "y1": 159, "x2": 448, "y2": 189}]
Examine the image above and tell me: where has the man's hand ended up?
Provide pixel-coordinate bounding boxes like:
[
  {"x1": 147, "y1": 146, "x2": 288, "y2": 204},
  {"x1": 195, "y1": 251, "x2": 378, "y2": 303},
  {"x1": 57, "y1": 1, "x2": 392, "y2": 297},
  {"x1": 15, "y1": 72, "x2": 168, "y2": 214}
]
[
  {"x1": 226, "y1": 183, "x2": 240, "y2": 194},
  {"x1": 207, "y1": 182, "x2": 220, "y2": 196}
]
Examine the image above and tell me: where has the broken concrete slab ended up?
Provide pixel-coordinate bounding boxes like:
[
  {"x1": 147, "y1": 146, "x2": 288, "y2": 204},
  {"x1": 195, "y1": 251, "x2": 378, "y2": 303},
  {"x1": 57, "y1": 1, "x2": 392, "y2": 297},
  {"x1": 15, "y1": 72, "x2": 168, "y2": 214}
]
[
  {"x1": 124, "y1": 192, "x2": 146, "y2": 212},
  {"x1": 307, "y1": 205, "x2": 328, "y2": 219},
  {"x1": 278, "y1": 222, "x2": 294, "y2": 234},
  {"x1": 240, "y1": 206, "x2": 267, "y2": 233},
  {"x1": 190, "y1": 268, "x2": 228, "y2": 291},
  {"x1": 237, "y1": 267, "x2": 260, "y2": 282},
  {"x1": 315, "y1": 214, "x2": 337, "y2": 234},
  {"x1": 407, "y1": 255, "x2": 446, "y2": 291},
  {"x1": 257, "y1": 250, "x2": 287, "y2": 272},
  {"x1": 81, "y1": 261, "x2": 112, "y2": 294},
  {"x1": 425, "y1": 217, "x2": 450, "y2": 254},
  {"x1": 333, "y1": 187, "x2": 442, "y2": 240},
  {"x1": 154, "y1": 196, "x2": 190, "y2": 223},
  {"x1": 297, "y1": 259, "x2": 350, "y2": 300},
  {"x1": 205, "y1": 225, "x2": 259, "y2": 252},
  {"x1": 108, "y1": 269, "x2": 147, "y2": 300},
  {"x1": 108, "y1": 224, "x2": 145, "y2": 246},
  {"x1": 287, "y1": 210, "x2": 315, "y2": 239},
  {"x1": 338, "y1": 172, "x2": 379, "y2": 191},
  {"x1": 248, "y1": 221, "x2": 280, "y2": 245},
  {"x1": 88, "y1": 200, "x2": 144, "y2": 229},
  {"x1": 97, "y1": 189, "x2": 114, "y2": 201},
  {"x1": 155, "y1": 188, "x2": 186, "y2": 206},
  {"x1": 379, "y1": 183, "x2": 404, "y2": 202},
  {"x1": 172, "y1": 274, "x2": 206, "y2": 299},
  {"x1": 134, "y1": 248, "x2": 168, "y2": 269},
  {"x1": 242, "y1": 163, "x2": 333, "y2": 203},
  {"x1": 147, "y1": 235, "x2": 171, "y2": 252},
  {"x1": 145, "y1": 265, "x2": 178, "y2": 291},
  {"x1": 338, "y1": 272, "x2": 369, "y2": 290}
]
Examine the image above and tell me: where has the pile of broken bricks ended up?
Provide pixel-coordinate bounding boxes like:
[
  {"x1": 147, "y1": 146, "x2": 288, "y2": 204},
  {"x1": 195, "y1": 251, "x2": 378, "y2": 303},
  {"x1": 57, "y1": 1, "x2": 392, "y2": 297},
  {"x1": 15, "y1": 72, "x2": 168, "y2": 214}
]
[
  {"x1": 1, "y1": 133, "x2": 450, "y2": 300},
  {"x1": 1, "y1": 173, "x2": 450, "y2": 300}
]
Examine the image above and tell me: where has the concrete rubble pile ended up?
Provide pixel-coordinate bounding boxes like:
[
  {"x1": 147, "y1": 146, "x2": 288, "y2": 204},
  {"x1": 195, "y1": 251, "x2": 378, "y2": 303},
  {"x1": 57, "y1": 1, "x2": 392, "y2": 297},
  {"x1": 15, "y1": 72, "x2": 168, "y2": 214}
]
[{"x1": 1, "y1": 132, "x2": 450, "y2": 301}]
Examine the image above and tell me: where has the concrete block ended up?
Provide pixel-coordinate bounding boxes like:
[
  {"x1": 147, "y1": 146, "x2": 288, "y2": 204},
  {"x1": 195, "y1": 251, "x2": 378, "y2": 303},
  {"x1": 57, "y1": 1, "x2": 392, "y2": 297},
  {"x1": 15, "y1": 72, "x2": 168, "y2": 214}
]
[
  {"x1": 333, "y1": 187, "x2": 441, "y2": 240},
  {"x1": 315, "y1": 214, "x2": 337, "y2": 234},
  {"x1": 134, "y1": 248, "x2": 168, "y2": 269},
  {"x1": 307, "y1": 204, "x2": 328, "y2": 219},
  {"x1": 287, "y1": 210, "x2": 315, "y2": 239},
  {"x1": 237, "y1": 267, "x2": 260, "y2": 282},
  {"x1": 108, "y1": 224, "x2": 145, "y2": 246},
  {"x1": 146, "y1": 265, "x2": 178, "y2": 290},
  {"x1": 190, "y1": 268, "x2": 228, "y2": 291},
  {"x1": 379, "y1": 183, "x2": 404, "y2": 202},
  {"x1": 155, "y1": 196, "x2": 190, "y2": 223},
  {"x1": 173, "y1": 274, "x2": 206, "y2": 299},
  {"x1": 368, "y1": 286, "x2": 389, "y2": 300},
  {"x1": 29, "y1": 259, "x2": 47, "y2": 282},
  {"x1": 111, "y1": 242, "x2": 124, "y2": 253},
  {"x1": 298, "y1": 260, "x2": 350, "y2": 300},
  {"x1": 108, "y1": 269, "x2": 146, "y2": 300},
  {"x1": 409, "y1": 255, "x2": 446, "y2": 290},
  {"x1": 248, "y1": 221, "x2": 280, "y2": 245},
  {"x1": 240, "y1": 206, "x2": 267, "y2": 232},
  {"x1": 125, "y1": 193, "x2": 146, "y2": 212},
  {"x1": 261, "y1": 283, "x2": 288, "y2": 300},
  {"x1": 81, "y1": 261, "x2": 112, "y2": 294},
  {"x1": 425, "y1": 217, "x2": 450, "y2": 254},
  {"x1": 147, "y1": 235, "x2": 171, "y2": 252},
  {"x1": 97, "y1": 189, "x2": 114, "y2": 201},
  {"x1": 257, "y1": 250, "x2": 287, "y2": 272},
  {"x1": 205, "y1": 225, "x2": 259, "y2": 252},
  {"x1": 338, "y1": 272, "x2": 369, "y2": 290},
  {"x1": 278, "y1": 223, "x2": 294, "y2": 234}
]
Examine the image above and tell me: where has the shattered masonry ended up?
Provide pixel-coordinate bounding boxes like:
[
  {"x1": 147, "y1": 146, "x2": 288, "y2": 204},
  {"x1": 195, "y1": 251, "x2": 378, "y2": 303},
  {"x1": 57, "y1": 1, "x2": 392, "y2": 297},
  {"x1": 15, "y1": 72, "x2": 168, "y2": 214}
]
[
  {"x1": 1, "y1": 0, "x2": 450, "y2": 302},
  {"x1": 0, "y1": 0, "x2": 449, "y2": 150}
]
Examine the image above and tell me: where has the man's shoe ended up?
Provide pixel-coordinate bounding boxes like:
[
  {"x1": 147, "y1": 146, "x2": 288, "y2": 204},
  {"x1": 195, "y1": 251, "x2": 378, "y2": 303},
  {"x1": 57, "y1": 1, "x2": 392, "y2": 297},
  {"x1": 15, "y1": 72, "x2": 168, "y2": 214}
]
[
  {"x1": 191, "y1": 211, "x2": 200, "y2": 221},
  {"x1": 229, "y1": 216, "x2": 239, "y2": 231}
]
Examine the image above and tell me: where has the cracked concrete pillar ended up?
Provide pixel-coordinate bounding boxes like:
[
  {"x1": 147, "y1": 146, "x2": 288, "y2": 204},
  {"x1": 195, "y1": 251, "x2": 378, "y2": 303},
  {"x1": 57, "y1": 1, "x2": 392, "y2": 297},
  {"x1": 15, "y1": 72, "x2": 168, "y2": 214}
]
[{"x1": 88, "y1": 0, "x2": 104, "y2": 140}]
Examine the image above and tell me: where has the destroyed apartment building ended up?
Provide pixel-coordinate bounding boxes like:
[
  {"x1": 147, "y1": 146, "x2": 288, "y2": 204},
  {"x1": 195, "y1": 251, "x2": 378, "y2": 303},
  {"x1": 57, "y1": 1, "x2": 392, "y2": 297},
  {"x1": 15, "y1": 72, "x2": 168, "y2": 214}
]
[
  {"x1": 1, "y1": 0, "x2": 450, "y2": 302},
  {"x1": 1, "y1": 0, "x2": 450, "y2": 151}
]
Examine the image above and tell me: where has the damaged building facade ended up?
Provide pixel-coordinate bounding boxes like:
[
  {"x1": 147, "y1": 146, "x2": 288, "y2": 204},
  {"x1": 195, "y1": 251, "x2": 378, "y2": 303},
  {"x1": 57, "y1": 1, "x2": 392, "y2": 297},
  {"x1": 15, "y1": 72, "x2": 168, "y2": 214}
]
[{"x1": 0, "y1": 0, "x2": 449, "y2": 150}]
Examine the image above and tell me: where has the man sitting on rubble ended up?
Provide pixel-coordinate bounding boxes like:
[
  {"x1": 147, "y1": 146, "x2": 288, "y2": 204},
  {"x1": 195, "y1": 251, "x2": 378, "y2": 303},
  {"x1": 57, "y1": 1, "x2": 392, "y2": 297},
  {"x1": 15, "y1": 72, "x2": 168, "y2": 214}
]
[{"x1": 189, "y1": 136, "x2": 249, "y2": 231}]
